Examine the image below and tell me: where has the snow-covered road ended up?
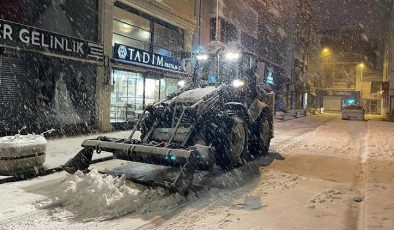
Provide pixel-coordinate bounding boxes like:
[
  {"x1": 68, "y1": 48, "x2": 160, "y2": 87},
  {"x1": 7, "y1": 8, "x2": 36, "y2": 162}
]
[{"x1": 1, "y1": 113, "x2": 393, "y2": 230}]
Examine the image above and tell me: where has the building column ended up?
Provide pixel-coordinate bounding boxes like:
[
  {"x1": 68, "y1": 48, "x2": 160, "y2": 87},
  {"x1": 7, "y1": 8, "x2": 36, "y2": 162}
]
[
  {"x1": 183, "y1": 30, "x2": 194, "y2": 75},
  {"x1": 96, "y1": 0, "x2": 115, "y2": 132}
]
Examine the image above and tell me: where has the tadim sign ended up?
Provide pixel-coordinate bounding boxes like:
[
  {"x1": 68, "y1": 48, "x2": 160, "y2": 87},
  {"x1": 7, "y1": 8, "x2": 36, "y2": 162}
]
[
  {"x1": 113, "y1": 43, "x2": 183, "y2": 72},
  {"x1": 0, "y1": 19, "x2": 103, "y2": 60}
]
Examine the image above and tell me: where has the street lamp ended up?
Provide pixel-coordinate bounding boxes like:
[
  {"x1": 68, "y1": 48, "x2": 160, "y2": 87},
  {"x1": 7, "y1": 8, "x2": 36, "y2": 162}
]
[
  {"x1": 320, "y1": 47, "x2": 332, "y2": 58},
  {"x1": 356, "y1": 62, "x2": 366, "y2": 110}
]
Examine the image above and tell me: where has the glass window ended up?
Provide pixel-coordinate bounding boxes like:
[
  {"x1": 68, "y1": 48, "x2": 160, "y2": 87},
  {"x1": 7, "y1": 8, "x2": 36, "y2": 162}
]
[
  {"x1": 112, "y1": 34, "x2": 149, "y2": 50},
  {"x1": 111, "y1": 70, "x2": 144, "y2": 122},
  {"x1": 113, "y1": 9, "x2": 152, "y2": 52},
  {"x1": 153, "y1": 23, "x2": 183, "y2": 56},
  {"x1": 162, "y1": 78, "x2": 179, "y2": 99},
  {"x1": 113, "y1": 8, "x2": 151, "y2": 31},
  {"x1": 113, "y1": 19, "x2": 151, "y2": 51},
  {"x1": 145, "y1": 78, "x2": 160, "y2": 105},
  {"x1": 144, "y1": 77, "x2": 180, "y2": 105},
  {"x1": 113, "y1": 20, "x2": 151, "y2": 43},
  {"x1": 153, "y1": 46, "x2": 173, "y2": 57}
]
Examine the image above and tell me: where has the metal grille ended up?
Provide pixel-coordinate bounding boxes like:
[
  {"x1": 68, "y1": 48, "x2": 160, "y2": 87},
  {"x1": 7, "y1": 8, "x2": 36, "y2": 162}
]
[{"x1": 0, "y1": 53, "x2": 26, "y2": 131}]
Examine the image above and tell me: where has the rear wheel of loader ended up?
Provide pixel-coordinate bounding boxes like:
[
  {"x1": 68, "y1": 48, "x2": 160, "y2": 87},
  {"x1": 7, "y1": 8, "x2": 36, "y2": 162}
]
[
  {"x1": 250, "y1": 110, "x2": 272, "y2": 158},
  {"x1": 213, "y1": 116, "x2": 248, "y2": 171}
]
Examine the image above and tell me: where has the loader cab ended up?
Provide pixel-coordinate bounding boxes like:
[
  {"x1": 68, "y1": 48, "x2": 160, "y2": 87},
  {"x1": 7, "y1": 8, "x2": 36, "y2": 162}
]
[{"x1": 194, "y1": 46, "x2": 257, "y2": 91}]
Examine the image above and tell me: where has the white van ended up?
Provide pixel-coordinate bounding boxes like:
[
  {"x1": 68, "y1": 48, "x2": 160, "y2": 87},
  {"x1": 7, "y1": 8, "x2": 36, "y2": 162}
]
[{"x1": 342, "y1": 105, "x2": 365, "y2": 121}]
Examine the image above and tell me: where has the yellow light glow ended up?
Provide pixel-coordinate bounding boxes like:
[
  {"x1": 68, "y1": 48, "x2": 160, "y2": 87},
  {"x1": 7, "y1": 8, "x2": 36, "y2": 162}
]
[
  {"x1": 358, "y1": 63, "x2": 365, "y2": 69},
  {"x1": 321, "y1": 47, "x2": 331, "y2": 57}
]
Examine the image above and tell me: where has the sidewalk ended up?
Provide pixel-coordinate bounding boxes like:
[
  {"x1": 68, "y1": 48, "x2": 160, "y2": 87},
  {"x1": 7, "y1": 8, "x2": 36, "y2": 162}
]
[
  {"x1": 43, "y1": 130, "x2": 139, "y2": 169},
  {"x1": 0, "y1": 130, "x2": 138, "y2": 180},
  {"x1": 363, "y1": 121, "x2": 394, "y2": 229}
]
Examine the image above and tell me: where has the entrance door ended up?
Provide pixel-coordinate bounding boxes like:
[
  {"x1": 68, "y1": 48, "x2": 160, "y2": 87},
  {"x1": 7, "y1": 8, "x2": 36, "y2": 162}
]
[{"x1": 323, "y1": 96, "x2": 342, "y2": 111}]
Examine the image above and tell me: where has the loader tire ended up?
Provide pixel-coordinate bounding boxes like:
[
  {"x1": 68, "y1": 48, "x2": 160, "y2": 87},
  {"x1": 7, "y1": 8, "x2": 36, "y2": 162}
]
[
  {"x1": 249, "y1": 109, "x2": 272, "y2": 158},
  {"x1": 213, "y1": 115, "x2": 248, "y2": 171}
]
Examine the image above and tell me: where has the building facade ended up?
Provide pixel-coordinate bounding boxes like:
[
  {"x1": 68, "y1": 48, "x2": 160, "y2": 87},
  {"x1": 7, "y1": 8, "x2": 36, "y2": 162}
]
[
  {"x1": 100, "y1": 0, "x2": 196, "y2": 130},
  {"x1": 383, "y1": 0, "x2": 394, "y2": 119},
  {"x1": 0, "y1": 0, "x2": 101, "y2": 136},
  {"x1": 0, "y1": 0, "x2": 196, "y2": 135}
]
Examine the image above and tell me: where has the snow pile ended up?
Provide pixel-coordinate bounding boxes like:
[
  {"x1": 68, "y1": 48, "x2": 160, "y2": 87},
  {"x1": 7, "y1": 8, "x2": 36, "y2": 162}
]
[
  {"x1": 40, "y1": 169, "x2": 185, "y2": 220},
  {"x1": 0, "y1": 134, "x2": 47, "y2": 150},
  {"x1": 0, "y1": 134, "x2": 47, "y2": 174}
]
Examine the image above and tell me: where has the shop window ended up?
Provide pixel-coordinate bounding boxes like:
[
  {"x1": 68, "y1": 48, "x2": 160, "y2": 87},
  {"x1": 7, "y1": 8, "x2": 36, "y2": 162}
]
[
  {"x1": 153, "y1": 46, "x2": 172, "y2": 57},
  {"x1": 112, "y1": 34, "x2": 149, "y2": 50},
  {"x1": 111, "y1": 70, "x2": 144, "y2": 123},
  {"x1": 153, "y1": 23, "x2": 183, "y2": 56},
  {"x1": 113, "y1": 7, "x2": 151, "y2": 31},
  {"x1": 113, "y1": 19, "x2": 151, "y2": 43},
  {"x1": 145, "y1": 77, "x2": 180, "y2": 105},
  {"x1": 113, "y1": 19, "x2": 151, "y2": 51}
]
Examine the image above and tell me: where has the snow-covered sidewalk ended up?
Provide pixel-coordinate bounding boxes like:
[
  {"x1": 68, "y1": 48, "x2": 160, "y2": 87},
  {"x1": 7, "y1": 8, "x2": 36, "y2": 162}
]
[{"x1": 43, "y1": 130, "x2": 139, "y2": 169}]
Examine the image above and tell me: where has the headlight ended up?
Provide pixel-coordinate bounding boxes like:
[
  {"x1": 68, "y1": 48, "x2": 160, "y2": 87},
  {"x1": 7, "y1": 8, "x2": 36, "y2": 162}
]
[
  {"x1": 232, "y1": 79, "x2": 245, "y2": 88},
  {"x1": 224, "y1": 52, "x2": 241, "y2": 61},
  {"x1": 196, "y1": 54, "x2": 208, "y2": 60}
]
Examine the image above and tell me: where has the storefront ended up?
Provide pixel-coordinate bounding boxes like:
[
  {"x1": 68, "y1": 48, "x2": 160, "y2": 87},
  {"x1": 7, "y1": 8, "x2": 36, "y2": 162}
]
[
  {"x1": 319, "y1": 90, "x2": 361, "y2": 111},
  {"x1": 109, "y1": 2, "x2": 188, "y2": 126},
  {"x1": 0, "y1": 0, "x2": 101, "y2": 135}
]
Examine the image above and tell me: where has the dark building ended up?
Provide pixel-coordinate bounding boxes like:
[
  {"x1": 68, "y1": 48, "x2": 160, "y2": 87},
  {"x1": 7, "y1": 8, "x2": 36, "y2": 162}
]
[{"x1": 0, "y1": 0, "x2": 101, "y2": 136}]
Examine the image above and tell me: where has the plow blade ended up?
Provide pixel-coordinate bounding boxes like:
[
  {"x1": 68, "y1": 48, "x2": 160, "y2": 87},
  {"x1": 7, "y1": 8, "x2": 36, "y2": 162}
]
[
  {"x1": 80, "y1": 139, "x2": 215, "y2": 170},
  {"x1": 63, "y1": 137, "x2": 216, "y2": 195}
]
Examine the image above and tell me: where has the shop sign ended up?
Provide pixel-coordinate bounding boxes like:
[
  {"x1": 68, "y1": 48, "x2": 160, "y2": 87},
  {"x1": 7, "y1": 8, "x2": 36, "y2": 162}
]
[
  {"x1": 113, "y1": 43, "x2": 183, "y2": 72},
  {"x1": 0, "y1": 19, "x2": 103, "y2": 60},
  {"x1": 320, "y1": 90, "x2": 360, "y2": 98}
]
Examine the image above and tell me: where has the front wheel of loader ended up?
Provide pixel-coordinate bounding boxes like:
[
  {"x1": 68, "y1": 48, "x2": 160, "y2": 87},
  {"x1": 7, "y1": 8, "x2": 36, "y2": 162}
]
[
  {"x1": 213, "y1": 115, "x2": 249, "y2": 171},
  {"x1": 249, "y1": 109, "x2": 272, "y2": 158}
]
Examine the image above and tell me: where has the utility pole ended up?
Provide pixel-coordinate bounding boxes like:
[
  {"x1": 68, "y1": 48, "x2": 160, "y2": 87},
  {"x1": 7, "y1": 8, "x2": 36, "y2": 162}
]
[{"x1": 215, "y1": 0, "x2": 220, "y2": 42}]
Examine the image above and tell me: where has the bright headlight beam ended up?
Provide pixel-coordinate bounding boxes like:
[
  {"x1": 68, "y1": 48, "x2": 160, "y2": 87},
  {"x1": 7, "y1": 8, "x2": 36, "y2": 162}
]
[
  {"x1": 196, "y1": 54, "x2": 208, "y2": 60},
  {"x1": 225, "y1": 52, "x2": 241, "y2": 61},
  {"x1": 178, "y1": 80, "x2": 186, "y2": 87},
  {"x1": 232, "y1": 79, "x2": 245, "y2": 88}
]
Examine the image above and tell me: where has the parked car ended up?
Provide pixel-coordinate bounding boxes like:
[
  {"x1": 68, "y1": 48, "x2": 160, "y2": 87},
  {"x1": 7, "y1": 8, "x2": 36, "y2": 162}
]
[{"x1": 342, "y1": 105, "x2": 365, "y2": 121}]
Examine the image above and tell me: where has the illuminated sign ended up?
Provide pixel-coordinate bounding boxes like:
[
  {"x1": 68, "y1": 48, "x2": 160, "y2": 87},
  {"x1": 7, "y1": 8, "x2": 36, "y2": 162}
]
[
  {"x1": 0, "y1": 19, "x2": 103, "y2": 60},
  {"x1": 113, "y1": 43, "x2": 183, "y2": 72},
  {"x1": 266, "y1": 70, "x2": 274, "y2": 85}
]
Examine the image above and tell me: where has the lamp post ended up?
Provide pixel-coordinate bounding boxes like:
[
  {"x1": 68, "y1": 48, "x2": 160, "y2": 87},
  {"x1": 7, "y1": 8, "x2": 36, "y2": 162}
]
[
  {"x1": 357, "y1": 62, "x2": 366, "y2": 109},
  {"x1": 319, "y1": 47, "x2": 332, "y2": 107}
]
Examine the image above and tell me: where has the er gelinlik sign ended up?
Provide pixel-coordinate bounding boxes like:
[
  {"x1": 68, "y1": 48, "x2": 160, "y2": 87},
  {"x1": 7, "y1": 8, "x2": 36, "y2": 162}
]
[
  {"x1": 113, "y1": 43, "x2": 183, "y2": 72},
  {"x1": 0, "y1": 19, "x2": 103, "y2": 61}
]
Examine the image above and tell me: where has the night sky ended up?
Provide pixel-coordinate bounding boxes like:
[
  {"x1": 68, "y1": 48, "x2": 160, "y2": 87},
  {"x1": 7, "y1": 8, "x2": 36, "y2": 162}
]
[{"x1": 312, "y1": 0, "x2": 392, "y2": 36}]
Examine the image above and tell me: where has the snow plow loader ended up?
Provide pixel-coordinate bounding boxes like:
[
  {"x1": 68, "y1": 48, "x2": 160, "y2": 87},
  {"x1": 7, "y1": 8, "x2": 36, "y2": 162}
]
[{"x1": 63, "y1": 43, "x2": 274, "y2": 195}]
